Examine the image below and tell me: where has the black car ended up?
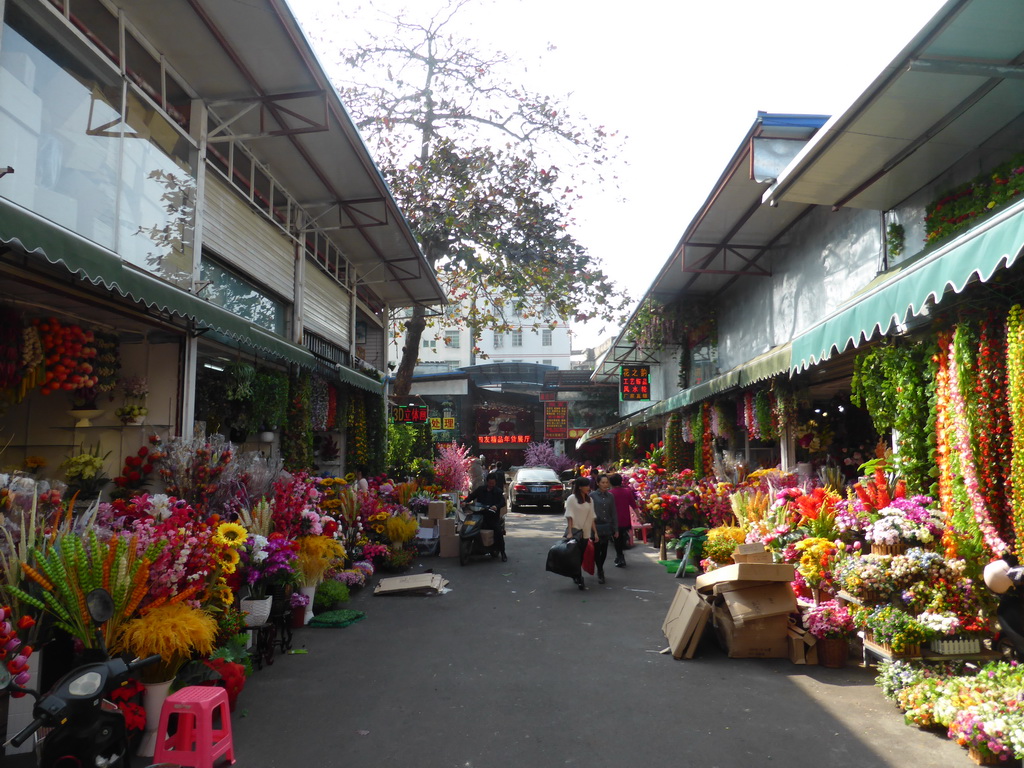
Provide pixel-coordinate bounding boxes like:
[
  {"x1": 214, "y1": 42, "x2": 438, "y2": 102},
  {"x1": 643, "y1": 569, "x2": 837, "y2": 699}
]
[{"x1": 508, "y1": 466, "x2": 566, "y2": 513}]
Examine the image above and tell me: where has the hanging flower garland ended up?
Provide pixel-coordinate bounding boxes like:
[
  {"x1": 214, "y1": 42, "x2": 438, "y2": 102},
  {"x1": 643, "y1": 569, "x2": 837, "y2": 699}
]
[
  {"x1": 326, "y1": 384, "x2": 338, "y2": 430},
  {"x1": 743, "y1": 391, "x2": 761, "y2": 440},
  {"x1": 665, "y1": 413, "x2": 684, "y2": 472},
  {"x1": 1006, "y1": 304, "x2": 1024, "y2": 553},
  {"x1": 690, "y1": 408, "x2": 704, "y2": 477},
  {"x1": 310, "y1": 376, "x2": 329, "y2": 432},
  {"x1": 974, "y1": 313, "x2": 1011, "y2": 542},
  {"x1": 754, "y1": 389, "x2": 775, "y2": 440},
  {"x1": 947, "y1": 327, "x2": 1009, "y2": 557},
  {"x1": 933, "y1": 331, "x2": 958, "y2": 558},
  {"x1": 346, "y1": 389, "x2": 369, "y2": 467},
  {"x1": 700, "y1": 402, "x2": 715, "y2": 481}
]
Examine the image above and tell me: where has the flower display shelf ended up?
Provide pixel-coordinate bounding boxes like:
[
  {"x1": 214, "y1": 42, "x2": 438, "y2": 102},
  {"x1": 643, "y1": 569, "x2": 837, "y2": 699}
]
[
  {"x1": 862, "y1": 631, "x2": 921, "y2": 661},
  {"x1": 968, "y1": 745, "x2": 1022, "y2": 766},
  {"x1": 927, "y1": 636, "x2": 982, "y2": 655},
  {"x1": 868, "y1": 542, "x2": 907, "y2": 556}
]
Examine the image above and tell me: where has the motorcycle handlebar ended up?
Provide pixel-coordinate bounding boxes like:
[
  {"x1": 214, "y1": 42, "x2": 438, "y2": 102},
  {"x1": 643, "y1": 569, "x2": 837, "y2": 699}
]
[
  {"x1": 10, "y1": 715, "x2": 46, "y2": 747},
  {"x1": 129, "y1": 654, "x2": 163, "y2": 673}
]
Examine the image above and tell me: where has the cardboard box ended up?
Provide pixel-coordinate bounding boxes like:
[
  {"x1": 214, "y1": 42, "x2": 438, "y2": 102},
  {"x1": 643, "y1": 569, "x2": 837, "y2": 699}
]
[
  {"x1": 712, "y1": 580, "x2": 777, "y2": 596},
  {"x1": 732, "y1": 543, "x2": 774, "y2": 564},
  {"x1": 427, "y1": 500, "x2": 447, "y2": 519},
  {"x1": 662, "y1": 585, "x2": 711, "y2": 659},
  {"x1": 720, "y1": 583, "x2": 796, "y2": 626},
  {"x1": 695, "y1": 562, "x2": 795, "y2": 593},
  {"x1": 787, "y1": 625, "x2": 819, "y2": 665},
  {"x1": 713, "y1": 608, "x2": 790, "y2": 658},
  {"x1": 480, "y1": 529, "x2": 495, "y2": 547},
  {"x1": 418, "y1": 515, "x2": 439, "y2": 531},
  {"x1": 439, "y1": 534, "x2": 460, "y2": 558},
  {"x1": 438, "y1": 518, "x2": 456, "y2": 537}
]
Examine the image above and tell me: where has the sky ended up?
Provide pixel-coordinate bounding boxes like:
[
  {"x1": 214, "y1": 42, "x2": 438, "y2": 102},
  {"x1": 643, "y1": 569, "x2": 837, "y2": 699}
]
[{"x1": 286, "y1": 0, "x2": 949, "y2": 350}]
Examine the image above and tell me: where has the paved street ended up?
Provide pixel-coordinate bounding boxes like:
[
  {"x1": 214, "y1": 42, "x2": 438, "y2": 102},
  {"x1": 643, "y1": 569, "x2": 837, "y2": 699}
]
[{"x1": 232, "y1": 512, "x2": 968, "y2": 768}]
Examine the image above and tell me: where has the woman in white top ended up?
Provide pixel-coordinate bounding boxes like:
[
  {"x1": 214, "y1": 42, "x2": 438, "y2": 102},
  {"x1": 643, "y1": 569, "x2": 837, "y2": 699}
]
[{"x1": 564, "y1": 477, "x2": 597, "y2": 590}]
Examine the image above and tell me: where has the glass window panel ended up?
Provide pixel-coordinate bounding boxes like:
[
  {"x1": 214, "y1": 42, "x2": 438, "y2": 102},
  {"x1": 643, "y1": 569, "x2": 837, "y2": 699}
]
[
  {"x1": 118, "y1": 87, "x2": 195, "y2": 285},
  {"x1": 200, "y1": 256, "x2": 286, "y2": 335},
  {"x1": 0, "y1": 5, "x2": 121, "y2": 249}
]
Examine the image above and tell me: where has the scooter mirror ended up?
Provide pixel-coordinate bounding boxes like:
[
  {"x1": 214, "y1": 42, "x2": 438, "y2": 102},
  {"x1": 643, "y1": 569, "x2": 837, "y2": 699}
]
[{"x1": 86, "y1": 588, "x2": 115, "y2": 624}]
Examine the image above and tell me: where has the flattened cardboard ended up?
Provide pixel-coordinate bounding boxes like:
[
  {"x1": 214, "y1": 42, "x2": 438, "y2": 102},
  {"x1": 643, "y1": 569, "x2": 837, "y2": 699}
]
[
  {"x1": 787, "y1": 626, "x2": 819, "y2": 665},
  {"x1": 721, "y1": 583, "x2": 796, "y2": 625},
  {"x1": 662, "y1": 585, "x2": 710, "y2": 659},
  {"x1": 373, "y1": 573, "x2": 449, "y2": 595},
  {"x1": 695, "y1": 562, "x2": 795, "y2": 592},
  {"x1": 427, "y1": 500, "x2": 447, "y2": 519},
  {"x1": 683, "y1": 600, "x2": 712, "y2": 659}
]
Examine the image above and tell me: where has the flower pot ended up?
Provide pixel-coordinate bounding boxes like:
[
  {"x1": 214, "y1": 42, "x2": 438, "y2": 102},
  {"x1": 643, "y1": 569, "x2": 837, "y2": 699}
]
[
  {"x1": 869, "y1": 541, "x2": 907, "y2": 556},
  {"x1": 817, "y1": 637, "x2": 849, "y2": 668},
  {"x1": 68, "y1": 408, "x2": 104, "y2": 427},
  {"x1": 138, "y1": 678, "x2": 174, "y2": 757},
  {"x1": 289, "y1": 605, "x2": 306, "y2": 629},
  {"x1": 239, "y1": 596, "x2": 272, "y2": 626},
  {"x1": 259, "y1": 431, "x2": 276, "y2": 443},
  {"x1": 299, "y1": 585, "x2": 316, "y2": 625}
]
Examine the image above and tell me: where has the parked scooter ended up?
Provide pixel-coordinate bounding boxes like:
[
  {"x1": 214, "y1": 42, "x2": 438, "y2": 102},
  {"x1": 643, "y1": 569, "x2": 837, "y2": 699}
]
[
  {"x1": 1, "y1": 587, "x2": 161, "y2": 767},
  {"x1": 457, "y1": 502, "x2": 506, "y2": 565},
  {"x1": 983, "y1": 559, "x2": 1024, "y2": 661}
]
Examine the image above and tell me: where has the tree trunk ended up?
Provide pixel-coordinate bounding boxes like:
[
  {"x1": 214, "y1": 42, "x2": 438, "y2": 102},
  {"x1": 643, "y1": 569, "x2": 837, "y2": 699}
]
[{"x1": 393, "y1": 307, "x2": 426, "y2": 398}]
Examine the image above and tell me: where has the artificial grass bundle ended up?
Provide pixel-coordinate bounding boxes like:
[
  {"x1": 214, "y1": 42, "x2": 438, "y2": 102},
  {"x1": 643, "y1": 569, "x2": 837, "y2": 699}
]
[
  {"x1": 296, "y1": 535, "x2": 346, "y2": 587},
  {"x1": 117, "y1": 602, "x2": 218, "y2": 682}
]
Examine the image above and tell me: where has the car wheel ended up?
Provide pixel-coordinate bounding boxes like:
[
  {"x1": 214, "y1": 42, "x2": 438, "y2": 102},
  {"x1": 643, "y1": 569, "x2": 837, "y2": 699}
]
[{"x1": 459, "y1": 538, "x2": 472, "y2": 566}]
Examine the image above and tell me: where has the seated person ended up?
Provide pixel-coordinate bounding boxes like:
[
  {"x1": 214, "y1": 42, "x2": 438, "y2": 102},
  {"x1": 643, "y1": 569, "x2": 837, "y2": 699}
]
[{"x1": 464, "y1": 472, "x2": 508, "y2": 561}]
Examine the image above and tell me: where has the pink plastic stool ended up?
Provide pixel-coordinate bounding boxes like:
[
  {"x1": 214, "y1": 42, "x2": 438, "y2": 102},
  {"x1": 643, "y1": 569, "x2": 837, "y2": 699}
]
[{"x1": 152, "y1": 685, "x2": 235, "y2": 768}]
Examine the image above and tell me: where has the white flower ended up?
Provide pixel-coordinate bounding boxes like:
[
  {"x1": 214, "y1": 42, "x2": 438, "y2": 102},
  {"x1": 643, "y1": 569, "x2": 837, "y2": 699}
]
[{"x1": 150, "y1": 494, "x2": 172, "y2": 521}]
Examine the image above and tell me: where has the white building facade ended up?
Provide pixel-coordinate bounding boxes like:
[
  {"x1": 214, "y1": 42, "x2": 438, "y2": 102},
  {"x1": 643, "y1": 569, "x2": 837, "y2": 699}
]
[{"x1": 392, "y1": 297, "x2": 573, "y2": 373}]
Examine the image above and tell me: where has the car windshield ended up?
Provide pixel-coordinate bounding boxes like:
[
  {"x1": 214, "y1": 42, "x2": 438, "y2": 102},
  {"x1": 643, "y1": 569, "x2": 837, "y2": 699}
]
[{"x1": 515, "y1": 468, "x2": 559, "y2": 483}]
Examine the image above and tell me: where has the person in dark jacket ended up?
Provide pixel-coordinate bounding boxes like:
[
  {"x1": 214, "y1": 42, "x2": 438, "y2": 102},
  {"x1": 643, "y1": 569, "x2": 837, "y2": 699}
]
[
  {"x1": 590, "y1": 474, "x2": 616, "y2": 584},
  {"x1": 464, "y1": 472, "x2": 507, "y2": 561}
]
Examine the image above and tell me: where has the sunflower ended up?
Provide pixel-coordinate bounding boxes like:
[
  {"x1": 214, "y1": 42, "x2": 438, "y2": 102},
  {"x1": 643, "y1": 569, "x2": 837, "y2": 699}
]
[
  {"x1": 214, "y1": 522, "x2": 248, "y2": 549},
  {"x1": 217, "y1": 546, "x2": 241, "y2": 572}
]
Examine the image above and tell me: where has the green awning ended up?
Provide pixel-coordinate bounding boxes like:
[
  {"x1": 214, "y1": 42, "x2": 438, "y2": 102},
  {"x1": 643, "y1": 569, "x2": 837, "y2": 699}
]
[
  {"x1": 791, "y1": 200, "x2": 1024, "y2": 372},
  {"x1": 576, "y1": 343, "x2": 792, "y2": 447},
  {"x1": 336, "y1": 364, "x2": 385, "y2": 395},
  {"x1": 1, "y1": 198, "x2": 314, "y2": 370}
]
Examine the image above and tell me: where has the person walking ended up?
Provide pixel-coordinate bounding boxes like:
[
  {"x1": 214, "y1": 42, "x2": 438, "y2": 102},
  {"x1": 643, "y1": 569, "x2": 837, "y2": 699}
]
[
  {"x1": 591, "y1": 474, "x2": 616, "y2": 584},
  {"x1": 608, "y1": 473, "x2": 637, "y2": 567},
  {"x1": 564, "y1": 477, "x2": 597, "y2": 590}
]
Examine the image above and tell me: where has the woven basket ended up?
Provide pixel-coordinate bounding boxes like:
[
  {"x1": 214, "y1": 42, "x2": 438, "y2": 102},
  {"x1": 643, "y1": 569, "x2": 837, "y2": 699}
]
[{"x1": 869, "y1": 541, "x2": 907, "y2": 556}]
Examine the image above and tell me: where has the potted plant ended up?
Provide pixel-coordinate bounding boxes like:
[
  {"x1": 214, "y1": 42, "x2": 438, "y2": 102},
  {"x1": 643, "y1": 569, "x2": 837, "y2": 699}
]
[
  {"x1": 115, "y1": 375, "x2": 149, "y2": 425},
  {"x1": 804, "y1": 600, "x2": 855, "y2": 668},
  {"x1": 250, "y1": 368, "x2": 289, "y2": 440},
  {"x1": 62, "y1": 444, "x2": 110, "y2": 499}
]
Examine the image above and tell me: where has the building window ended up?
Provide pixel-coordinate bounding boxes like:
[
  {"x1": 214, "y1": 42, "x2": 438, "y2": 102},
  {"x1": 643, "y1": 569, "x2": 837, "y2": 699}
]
[
  {"x1": 542, "y1": 329, "x2": 553, "y2": 346},
  {"x1": 511, "y1": 329, "x2": 523, "y2": 347},
  {"x1": 200, "y1": 256, "x2": 287, "y2": 336},
  {"x1": 422, "y1": 337, "x2": 436, "y2": 349},
  {"x1": 493, "y1": 331, "x2": 504, "y2": 348},
  {"x1": 444, "y1": 330, "x2": 460, "y2": 348},
  {"x1": 542, "y1": 359, "x2": 552, "y2": 366}
]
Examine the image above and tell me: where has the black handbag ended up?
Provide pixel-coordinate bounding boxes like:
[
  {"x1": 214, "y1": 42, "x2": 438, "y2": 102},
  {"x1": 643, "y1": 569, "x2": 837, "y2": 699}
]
[{"x1": 545, "y1": 536, "x2": 584, "y2": 578}]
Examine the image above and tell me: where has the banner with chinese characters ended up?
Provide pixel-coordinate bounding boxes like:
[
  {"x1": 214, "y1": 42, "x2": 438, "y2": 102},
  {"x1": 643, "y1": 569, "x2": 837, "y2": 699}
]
[
  {"x1": 392, "y1": 405, "x2": 428, "y2": 423},
  {"x1": 478, "y1": 434, "x2": 533, "y2": 445},
  {"x1": 543, "y1": 401, "x2": 569, "y2": 440},
  {"x1": 619, "y1": 365, "x2": 651, "y2": 401}
]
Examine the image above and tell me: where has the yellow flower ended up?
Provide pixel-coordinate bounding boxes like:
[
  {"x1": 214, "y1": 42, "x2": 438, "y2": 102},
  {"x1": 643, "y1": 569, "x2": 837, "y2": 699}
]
[
  {"x1": 345, "y1": 473, "x2": 356, "y2": 482},
  {"x1": 214, "y1": 522, "x2": 248, "y2": 549},
  {"x1": 218, "y1": 547, "x2": 241, "y2": 571},
  {"x1": 987, "y1": 201, "x2": 996, "y2": 209}
]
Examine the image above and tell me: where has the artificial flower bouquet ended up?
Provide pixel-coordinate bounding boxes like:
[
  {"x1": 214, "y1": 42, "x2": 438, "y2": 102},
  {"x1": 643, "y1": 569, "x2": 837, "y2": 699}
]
[
  {"x1": 62, "y1": 444, "x2": 110, "y2": 495},
  {"x1": 241, "y1": 532, "x2": 299, "y2": 598},
  {"x1": 699, "y1": 525, "x2": 746, "y2": 570},
  {"x1": 804, "y1": 599, "x2": 854, "y2": 639},
  {"x1": 862, "y1": 604, "x2": 927, "y2": 653},
  {"x1": 864, "y1": 496, "x2": 944, "y2": 547},
  {"x1": 115, "y1": 602, "x2": 218, "y2": 683},
  {"x1": 833, "y1": 553, "x2": 895, "y2": 603},
  {"x1": 295, "y1": 534, "x2": 346, "y2": 588},
  {"x1": 115, "y1": 403, "x2": 148, "y2": 424}
]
